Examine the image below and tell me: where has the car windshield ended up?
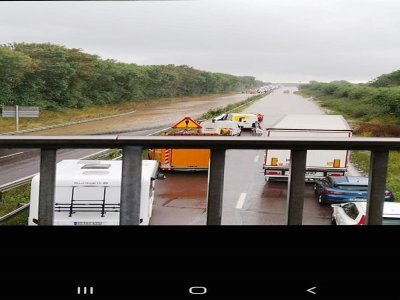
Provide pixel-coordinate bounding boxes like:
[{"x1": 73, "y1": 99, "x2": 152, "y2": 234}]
[
  {"x1": 335, "y1": 185, "x2": 368, "y2": 191},
  {"x1": 382, "y1": 218, "x2": 400, "y2": 225}
]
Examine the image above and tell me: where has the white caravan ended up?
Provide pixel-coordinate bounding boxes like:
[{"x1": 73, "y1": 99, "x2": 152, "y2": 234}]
[{"x1": 28, "y1": 159, "x2": 159, "y2": 225}]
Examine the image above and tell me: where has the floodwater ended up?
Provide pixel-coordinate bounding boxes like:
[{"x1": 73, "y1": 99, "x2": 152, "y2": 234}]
[{"x1": 27, "y1": 93, "x2": 251, "y2": 135}]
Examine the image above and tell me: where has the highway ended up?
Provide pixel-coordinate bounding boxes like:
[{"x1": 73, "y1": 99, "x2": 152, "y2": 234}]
[
  {"x1": 1, "y1": 87, "x2": 338, "y2": 225},
  {"x1": 151, "y1": 87, "x2": 333, "y2": 225}
]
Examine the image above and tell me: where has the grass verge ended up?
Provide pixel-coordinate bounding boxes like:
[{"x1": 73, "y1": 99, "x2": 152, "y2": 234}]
[{"x1": 0, "y1": 185, "x2": 30, "y2": 225}]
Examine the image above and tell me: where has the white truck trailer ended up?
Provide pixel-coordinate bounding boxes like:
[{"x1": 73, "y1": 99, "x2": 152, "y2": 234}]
[
  {"x1": 28, "y1": 159, "x2": 159, "y2": 225},
  {"x1": 263, "y1": 114, "x2": 352, "y2": 181}
]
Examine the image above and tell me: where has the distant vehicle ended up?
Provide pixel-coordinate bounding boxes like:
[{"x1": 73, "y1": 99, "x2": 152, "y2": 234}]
[
  {"x1": 227, "y1": 113, "x2": 258, "y2": 129},
  {"x1": 315, "y1": 176, "x2": 395, "y2": 205},
  {"x1": 263, "y1": 114, "x2": 352, "y2": 181},
  {"x1": 331, "y1": 202, "x2": 400, "y2": 225},
  {"x1": 213, "y1": 113, "x2": 228, "y2": 121},
  {"x1": 249, "y1": 112, "x2": 264, "y2": 122},
  {"x1": 200, "y1": 120, "x2": 241, "y2": 136},
  {"x1": 28, "y1": 159, "x2": 160, "y2": 225}
]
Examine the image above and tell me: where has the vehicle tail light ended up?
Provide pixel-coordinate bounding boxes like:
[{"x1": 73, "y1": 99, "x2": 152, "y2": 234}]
[
  {"x1": 357, "y1": 214, "x2": 366, "y2": 225},
  {"x1": 266, "y1": 171, "x2": 282, "y2": 175}
]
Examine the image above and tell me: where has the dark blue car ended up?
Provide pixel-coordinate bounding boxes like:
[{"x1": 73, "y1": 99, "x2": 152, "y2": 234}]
[{"x1": 314, "y1": 176, "x2": 395, "y2": 205}]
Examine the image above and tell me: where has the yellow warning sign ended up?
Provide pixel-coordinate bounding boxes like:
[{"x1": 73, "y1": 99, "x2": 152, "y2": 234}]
[{"x1": 171, "y1": 117, "x2": 202, "y2": 129}]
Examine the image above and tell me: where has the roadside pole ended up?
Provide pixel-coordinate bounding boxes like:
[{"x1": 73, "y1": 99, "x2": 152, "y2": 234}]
[{"x1": 15, "y1": 105, "x2": 19, "y2": 132}]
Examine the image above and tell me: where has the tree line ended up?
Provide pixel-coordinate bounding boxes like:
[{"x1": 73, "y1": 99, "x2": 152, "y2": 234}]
[
  {"x1": 299, "y1": 72, "x2": 400, "y2": 118},
  {"x1": 0, "y1": 43, "x2": 264, "y2": 110}
]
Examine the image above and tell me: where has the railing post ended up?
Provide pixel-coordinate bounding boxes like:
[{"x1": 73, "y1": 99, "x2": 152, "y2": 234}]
[
  {"x1": 38, "y1": 148, "x2": 57, "y2": 225},
  {"x1": 286, "y1": 150, "x2": 307, "y2": 225},
  {"x1": 207, "y1": 149, "x2": 226, "y2": 225},
  {"x1": 366, "y1": 150, "x2": 389, "y2": 225},
  {"x1": 120, "y1": 146, "x2": 143, "y2": 225}
]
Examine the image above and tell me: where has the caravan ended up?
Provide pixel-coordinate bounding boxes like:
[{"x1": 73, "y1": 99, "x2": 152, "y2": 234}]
[{"x1": 28, "y1": 159, "x2": 159, "y2": 225}]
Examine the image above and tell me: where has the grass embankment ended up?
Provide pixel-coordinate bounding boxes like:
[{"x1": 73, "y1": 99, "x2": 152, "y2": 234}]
[
  {"x1": 199, "y1": 93, "x2": 266, "y2": 119},
  {"x1": 0, "y1": 93, "x2": 235, "y2": 133},
  {"x1": 297, "y1": 87, "x2": 400, "y2": 200},
  {"x1": 0, "y1": 185, "x2": 30, "y2": 225}
]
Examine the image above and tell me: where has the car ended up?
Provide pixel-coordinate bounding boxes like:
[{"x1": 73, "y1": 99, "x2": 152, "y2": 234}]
[
  {"x1": 314, "y1": 176, "x2": 394, "y2": 205},
  {"x1": 331, "y1": 201, "x2": 400, "y2": 225}
]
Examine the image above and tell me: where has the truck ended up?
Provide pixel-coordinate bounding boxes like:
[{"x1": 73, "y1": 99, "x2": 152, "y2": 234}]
[
  {"x1": 226, "y1": 113, "x2": 259, "y2": 130},
  {"x1": 28, "y1": 159, "x2": 159, "y2": 225},
  {"x1": 263, "y1": 114, "x2": 352, "y2": 181},
  {"x1": 148, "y1": 116, "x2": 237, "y2": 171}
]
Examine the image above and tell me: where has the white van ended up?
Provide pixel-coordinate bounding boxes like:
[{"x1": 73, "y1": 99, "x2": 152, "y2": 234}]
[
  {"x1": 28, "y1": 159, "x2": 159, "y2": 225},
  {"x1": 200, "y1": 120, "x2": 241, "y2": 136},
  {"x1": 227, "y1": 113, "x2": 258, "y2": 129}
]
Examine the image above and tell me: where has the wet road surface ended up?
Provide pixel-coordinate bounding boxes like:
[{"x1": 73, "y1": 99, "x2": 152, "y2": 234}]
[{"x1": 151, "y1": 87, "x2": 333, "y2": 225}]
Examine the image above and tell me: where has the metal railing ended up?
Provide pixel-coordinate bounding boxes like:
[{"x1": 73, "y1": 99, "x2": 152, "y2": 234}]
[{"x1": 1, "y1": 135, "x2": 400, "y2": 225}]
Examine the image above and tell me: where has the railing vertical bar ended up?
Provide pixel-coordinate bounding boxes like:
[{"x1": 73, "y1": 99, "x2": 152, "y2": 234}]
[
  {"x1": 286, "y1": 150, "x2": 307, "y2": 225},
  {"x1": 207, "y1": 149, "x2": 226, "y2": 225},
  {"x1": 366, "y1": 150, "x2": 389, "y2": 225},
  {"x1": 38, "y1": 148, "x2": 57, "y2": 225},
  {"x1": 120, "y1": 146, "x2": 143, "y2": 225}
]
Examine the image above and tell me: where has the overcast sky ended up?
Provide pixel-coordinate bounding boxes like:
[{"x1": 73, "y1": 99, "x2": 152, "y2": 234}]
[{"x1": 1, "y1": 0, "x2": 400, "y2": 83}]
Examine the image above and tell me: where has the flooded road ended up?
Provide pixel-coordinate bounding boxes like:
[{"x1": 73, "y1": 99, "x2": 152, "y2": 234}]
[
  {"x1": 2, "y1": 87, "x2": 334, "y2": 225},
  {"x1": 151, "y1": 87, "x2": 333, "y2": 225},
  {"x1": 26, "y1": 93, "x2": 251, "y2": 135}
]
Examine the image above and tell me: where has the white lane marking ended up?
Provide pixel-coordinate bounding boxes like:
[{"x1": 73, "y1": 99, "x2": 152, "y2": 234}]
[
  {"x1": 253, "y1": 155, "x2": 259, "y2": 163},
  {"x1": 148, "y1": 127, "x2": 173, "y2": 136},
  {"x1": 0, "y1": 152, "x2": 24, "y2": 160},
  {"x1": 236, "y1": 193, "x2": 247, "y2": 209}
]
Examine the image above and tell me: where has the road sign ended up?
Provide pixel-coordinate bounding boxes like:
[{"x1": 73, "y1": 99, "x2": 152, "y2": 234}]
[
  {"x1": 171, "y1": 117, "x2": 201, "y2": 129},
  {"x1": 1, "y1": 106, "x2": 40, "y2": 132},
  {"x1": 2, "y1": 106, "x2": 39, "y2": 118}
]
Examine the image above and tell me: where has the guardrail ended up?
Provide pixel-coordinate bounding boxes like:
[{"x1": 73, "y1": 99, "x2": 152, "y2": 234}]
[{"x1": 1, "y1": 135, "x2": 399, "y2": 225}]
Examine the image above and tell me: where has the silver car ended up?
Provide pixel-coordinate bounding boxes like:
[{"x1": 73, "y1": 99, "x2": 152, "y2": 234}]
[{"x1": 331, "y1": 202, "x2": 400, "y2": 225}]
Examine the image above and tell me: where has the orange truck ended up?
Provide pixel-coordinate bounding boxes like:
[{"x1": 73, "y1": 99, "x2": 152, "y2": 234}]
[{"x1": 148, "y1": 117, "x2": 232, "y2": 171}]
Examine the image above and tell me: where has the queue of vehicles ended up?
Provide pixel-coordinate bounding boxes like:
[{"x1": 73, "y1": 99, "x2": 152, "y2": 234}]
[{"x1": 27, "y1": 110, "x2": 397, "y2": 226}]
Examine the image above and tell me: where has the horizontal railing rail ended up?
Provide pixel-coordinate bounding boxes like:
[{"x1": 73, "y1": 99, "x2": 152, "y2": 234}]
[
  {"x1": 1, "y1": 135, "x2": 399, "y2": 225},
  {"x1": 1, "y1": 135, "x2": 400, "y2": 150}
]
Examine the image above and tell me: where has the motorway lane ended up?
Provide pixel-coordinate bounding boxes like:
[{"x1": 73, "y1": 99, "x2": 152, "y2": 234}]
[{"x1": 151, "y1": 87, "x2": 333, "y2": 225}]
